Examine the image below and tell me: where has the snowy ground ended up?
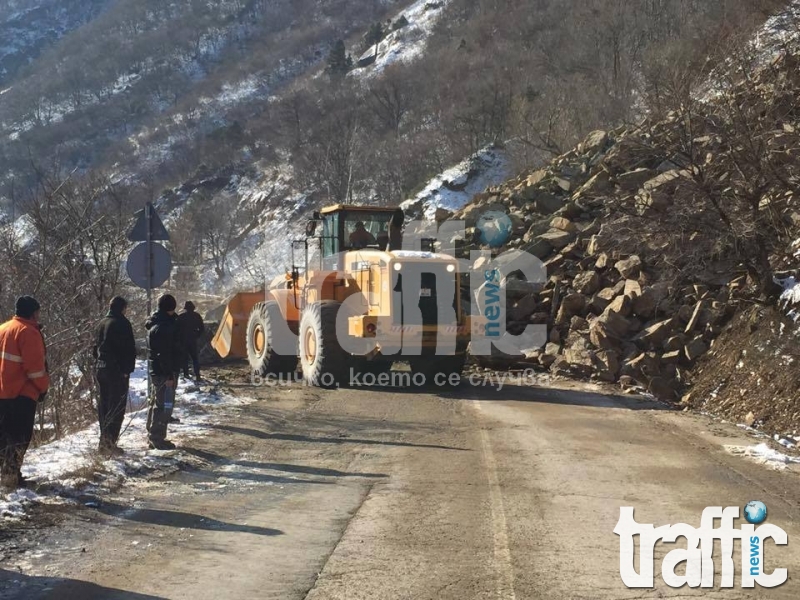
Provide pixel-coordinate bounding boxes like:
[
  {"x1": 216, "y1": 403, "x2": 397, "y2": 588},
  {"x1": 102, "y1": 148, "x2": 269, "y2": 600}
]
[{"x1": 0, "y1": 360, "x2": 255, "y2": 520}]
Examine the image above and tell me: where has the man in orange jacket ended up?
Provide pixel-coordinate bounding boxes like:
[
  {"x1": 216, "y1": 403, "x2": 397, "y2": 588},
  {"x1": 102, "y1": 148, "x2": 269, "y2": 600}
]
[{"x1": 0, "y1": 296, "x2": 49, "y2": 490}]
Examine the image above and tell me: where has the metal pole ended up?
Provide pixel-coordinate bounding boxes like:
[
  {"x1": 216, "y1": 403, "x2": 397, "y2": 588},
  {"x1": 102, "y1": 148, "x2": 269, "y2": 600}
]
[{"x1": 146, "y1": 202, "x2": 153, "y2": 397}]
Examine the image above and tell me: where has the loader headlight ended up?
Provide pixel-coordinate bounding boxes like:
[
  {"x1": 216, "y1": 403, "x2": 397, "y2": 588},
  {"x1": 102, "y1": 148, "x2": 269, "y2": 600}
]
[
  {"x1": 446, "y1": 264, "x2": 456, "y2": 273},
  {"x1": 393, "y1": 263, "x2": 402, "y2": 271}
]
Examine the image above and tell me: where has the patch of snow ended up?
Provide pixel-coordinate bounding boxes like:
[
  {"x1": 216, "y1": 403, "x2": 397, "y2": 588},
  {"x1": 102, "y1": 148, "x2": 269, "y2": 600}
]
[
  {"x1": 0, "y1": 360, "x2": 256, "y2": 520},
  {"x1": 353, "y1": 0, "x2": 449, "y2": 78},
  {"x1": 736, "y1": 423, "x2": 768, "y2": 437},
  {"x1": 0, "y1": 489, "x2": 41, "y2": 519},
  {"x1": 400, "y1": 146, "x2": 510, "y2": 220},
  {"x1": 724, "y1": 442, "x2": 800, "y2": 470},
  {"x1": 776, "y1": 275, "x2": 800, "y2": 317},
  {"x1": 753, "y1": 0, "x2": 800, "y2": 59},
  {"x1": 1, "y1": 213, "x2": 37, "y2": 248}
]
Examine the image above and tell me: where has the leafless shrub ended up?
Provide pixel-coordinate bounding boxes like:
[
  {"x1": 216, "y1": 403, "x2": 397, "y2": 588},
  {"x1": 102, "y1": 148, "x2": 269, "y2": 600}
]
[{"x1": 0, "y1": 168, "x2": 139, "y2": 436}]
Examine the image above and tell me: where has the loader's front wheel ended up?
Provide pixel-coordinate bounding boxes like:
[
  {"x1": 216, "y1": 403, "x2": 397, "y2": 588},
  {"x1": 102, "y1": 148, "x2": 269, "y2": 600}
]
[
  {"x1": 247, "y1": 301, "x2": 297, "y2": 378},
  {"x1": 299, "y1": 301, "x2": 347, "y2": 389}
]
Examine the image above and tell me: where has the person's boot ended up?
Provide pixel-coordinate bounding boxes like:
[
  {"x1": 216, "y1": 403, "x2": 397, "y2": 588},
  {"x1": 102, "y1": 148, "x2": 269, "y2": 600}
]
[
  {"x1": 16, "y1": 470, "x2": 29, "y2": 488},
  {"x1": 99, "y1": 439, "x2": 125, "y2": 457},
  {"x1": 108, "y1": 445, "x2": 125, "y2": 457},
  {"x1": 148, "y1": 439, "x2": 176, "y2": 451}
]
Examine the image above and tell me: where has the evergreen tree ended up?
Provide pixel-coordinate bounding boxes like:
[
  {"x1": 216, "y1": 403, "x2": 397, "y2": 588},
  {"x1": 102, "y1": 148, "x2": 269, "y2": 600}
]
[{"x1": 326, "y1": 40, "x2": 352, "y2": 78}]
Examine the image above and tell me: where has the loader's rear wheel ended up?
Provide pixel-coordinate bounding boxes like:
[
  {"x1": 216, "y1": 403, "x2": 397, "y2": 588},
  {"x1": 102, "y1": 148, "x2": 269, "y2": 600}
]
[
  {"x1": 247, "y1": 301, "x2": 296, "y2": 378},
  {"x1": 410, "y1": 354, "x2": 467, "y2": 389},
  {"x1": 299, "y1": 301, "x2": 347, "y2": 389}
]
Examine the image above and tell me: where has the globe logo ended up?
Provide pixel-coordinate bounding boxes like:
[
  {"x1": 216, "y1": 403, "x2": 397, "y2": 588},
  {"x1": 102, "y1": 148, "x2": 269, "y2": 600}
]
[
  {"x1": 476, "y1": 210, "x2": 513, "y2": 248},
  {"x1": 744, "y1": 500, "x2": 767, "y2": 524}
]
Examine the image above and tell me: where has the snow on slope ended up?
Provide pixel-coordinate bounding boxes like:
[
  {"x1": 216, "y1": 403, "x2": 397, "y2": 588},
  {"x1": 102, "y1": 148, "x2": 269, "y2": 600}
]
[
  {"x1": 0, "y1": 361, "x2": 256, "y2": 520},
  {"x1": 696, "y1": 1, "x2": 800, "y2": 102},
  {"x1": 753, "y1": 0, "x2": 800, "y2": 58},
  {"x1": 196, "y1": 146, "x2": 509, "y2": 294},
  {"x1": 354, "y1": 0, "x2": 449, "y2": 77},
  {"x1": 209, "y1": 190, "x2": 313, "y2": 293},
  {"x1": 400, "y1": 146, "x2": 510, "y2": 220}
]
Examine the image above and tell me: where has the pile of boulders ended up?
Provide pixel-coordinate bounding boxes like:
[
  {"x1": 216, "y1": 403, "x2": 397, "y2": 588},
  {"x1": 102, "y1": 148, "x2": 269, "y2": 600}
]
[
  {"x1": 521, "y1": 250, "x2": 740, "y2": 400},
  {"x1": 451, "y1": 51, "x2": 800, "y2": 400},
  {"x1": 455, "y1": 125, "x2": 745, "y2": 400}
]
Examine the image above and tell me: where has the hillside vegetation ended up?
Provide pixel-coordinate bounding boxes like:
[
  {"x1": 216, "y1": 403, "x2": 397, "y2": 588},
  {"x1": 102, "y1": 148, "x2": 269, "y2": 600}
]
[{"x1": 1, "y1": 0, "x2": 781, "y2": 201}]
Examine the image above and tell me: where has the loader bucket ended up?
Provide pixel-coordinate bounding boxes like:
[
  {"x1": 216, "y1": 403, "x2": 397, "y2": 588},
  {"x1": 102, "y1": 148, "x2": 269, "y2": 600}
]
[{"x1": 211, "y1": 291, "x2": 265, "y2": 359}]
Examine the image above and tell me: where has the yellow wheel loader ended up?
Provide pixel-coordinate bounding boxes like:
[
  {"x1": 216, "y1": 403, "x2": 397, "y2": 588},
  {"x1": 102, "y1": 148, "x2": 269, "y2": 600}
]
[{"x1": 212, "y1": 205, "x2": 473, "y2": 388}]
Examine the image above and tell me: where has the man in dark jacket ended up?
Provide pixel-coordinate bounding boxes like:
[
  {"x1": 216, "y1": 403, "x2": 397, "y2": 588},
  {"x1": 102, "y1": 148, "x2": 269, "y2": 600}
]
[
  {"x1": 93, "y1": 296, "x2": 136, "y2": 455},
  {"x1": 145, "y1": 294, "x2": 182, "y2": 450},
  {"x1": 176, "y1": 301, "x2": 204, "y2": 380}
]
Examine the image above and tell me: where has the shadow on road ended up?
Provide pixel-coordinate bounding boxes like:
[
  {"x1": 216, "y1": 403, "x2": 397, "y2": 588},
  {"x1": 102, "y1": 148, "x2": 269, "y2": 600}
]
[
  {"x1": 182, "y1": 447, "x2": 387, "y2": 479},
  {"x1": 215, "y1": 471, "x2": 334, "y2": 485},
  {"x1": 457, "y1": 383, "x2": 670, "y2": 410},
  {"x1": 0, "y1": 569, "x2": 168, "y2": 600},
  {"x1": 95, "y1": 504, "x2": 283, "y2": 537},
  {"x1": 208, "y1": 424, "x2": 468, "y2": 451}
]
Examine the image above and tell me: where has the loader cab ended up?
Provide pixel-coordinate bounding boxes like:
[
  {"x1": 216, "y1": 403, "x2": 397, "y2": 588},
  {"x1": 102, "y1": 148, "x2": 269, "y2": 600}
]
[{"x1": 315, "y1": 205, "x2": 401, "y2": 269}]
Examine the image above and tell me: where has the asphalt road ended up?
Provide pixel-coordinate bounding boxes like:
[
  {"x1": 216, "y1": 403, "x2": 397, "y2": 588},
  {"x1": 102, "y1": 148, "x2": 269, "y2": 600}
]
[{"x1": 1, "y1": 368, "x2": 799, "y2": 599}]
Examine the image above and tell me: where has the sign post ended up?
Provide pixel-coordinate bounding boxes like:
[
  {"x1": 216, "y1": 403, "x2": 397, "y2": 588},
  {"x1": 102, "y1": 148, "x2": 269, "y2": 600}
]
[
  {"x1": 127, "y1": 202, "x2": 171, "y2": 399},
  {"x1": 146, "y1": 202, "x2": 152, "y2": 317}
]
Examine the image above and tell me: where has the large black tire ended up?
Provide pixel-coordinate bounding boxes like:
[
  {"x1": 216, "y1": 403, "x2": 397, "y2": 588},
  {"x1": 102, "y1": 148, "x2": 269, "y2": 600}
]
[
  {"x1": 246, "y1": 301, "x2": 297, "y2": 377},
  {"x1": 410, "y1": 353, "x2": 467, "y2": 389},
  {"x1": 299, "y1": 301, "x2": 348, "y2": 388}
]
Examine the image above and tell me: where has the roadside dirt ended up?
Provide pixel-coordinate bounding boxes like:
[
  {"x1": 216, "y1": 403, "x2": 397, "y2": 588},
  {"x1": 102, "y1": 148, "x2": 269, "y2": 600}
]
[{"x1": 689, "y1": 305, "x2": 800, "y2": 438}]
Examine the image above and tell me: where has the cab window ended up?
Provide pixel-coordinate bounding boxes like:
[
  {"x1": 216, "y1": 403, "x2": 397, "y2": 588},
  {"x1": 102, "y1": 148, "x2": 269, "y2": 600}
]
[
  {"x1": 322, "y1": 212, "x2": 340, "y2": 258},
  {"x1": 343, "y1": 212, "x2": 393, "y2": 250}
]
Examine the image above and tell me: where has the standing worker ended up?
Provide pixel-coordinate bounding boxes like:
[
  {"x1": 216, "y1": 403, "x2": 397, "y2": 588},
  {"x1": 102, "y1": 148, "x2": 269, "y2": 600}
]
[
  {"x1": 0, "y1": 296, "x2": 49, "y2": 490},
  {"x1": 177, "y1": 301, "x2": 204, "y2": 380},
  {"x1": 145, "y1": 294, "x2": 182, "y2": 450},
  {"x1": 93, "y1": 296, "x2": 136, "y2": 456}
]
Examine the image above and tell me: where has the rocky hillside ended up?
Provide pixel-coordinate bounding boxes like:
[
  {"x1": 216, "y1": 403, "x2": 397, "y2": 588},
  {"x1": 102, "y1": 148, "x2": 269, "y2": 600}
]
[{"x1": 455, "y1": 38, "x2": 800, "y2": 437}]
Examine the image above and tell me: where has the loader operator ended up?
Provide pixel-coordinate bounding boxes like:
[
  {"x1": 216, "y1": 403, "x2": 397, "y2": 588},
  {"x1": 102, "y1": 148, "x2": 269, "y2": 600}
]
[{"x1": 349, "y1": 221, "x2": 376, "y2": 249}]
